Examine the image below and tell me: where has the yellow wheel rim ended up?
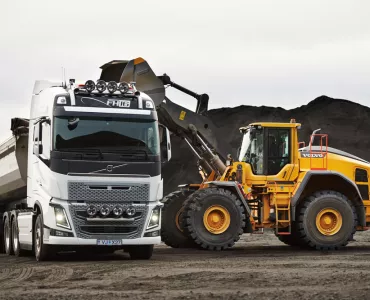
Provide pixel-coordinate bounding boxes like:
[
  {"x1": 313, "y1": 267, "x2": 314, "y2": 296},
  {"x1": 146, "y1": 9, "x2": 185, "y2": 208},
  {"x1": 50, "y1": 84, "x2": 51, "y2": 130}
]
[
  {"x1": 203, "y1": 205, "x2": 231, "y2": 234},
  {"x1": 175, "y1": 207, "x2": 184, "y2": 233},
  {"x1": 315, "y1": 208, "x2": 343, "y2": 236}
]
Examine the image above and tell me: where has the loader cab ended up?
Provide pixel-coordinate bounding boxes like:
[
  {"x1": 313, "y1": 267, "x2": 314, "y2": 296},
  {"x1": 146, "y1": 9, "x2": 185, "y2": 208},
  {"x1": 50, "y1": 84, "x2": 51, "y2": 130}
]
[{"x1": 238, "y1": 121, "x2": 300, "y2": 179}]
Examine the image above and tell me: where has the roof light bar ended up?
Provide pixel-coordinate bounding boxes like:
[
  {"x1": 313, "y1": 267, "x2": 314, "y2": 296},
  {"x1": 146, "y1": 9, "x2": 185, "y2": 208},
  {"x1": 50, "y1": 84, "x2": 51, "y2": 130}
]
[
  {"x1": 107, "y1": 81, "x2": 118, "y2": 94},
  {"x1": 96, "y1": 80, "x2": 107, "y2": 93}
]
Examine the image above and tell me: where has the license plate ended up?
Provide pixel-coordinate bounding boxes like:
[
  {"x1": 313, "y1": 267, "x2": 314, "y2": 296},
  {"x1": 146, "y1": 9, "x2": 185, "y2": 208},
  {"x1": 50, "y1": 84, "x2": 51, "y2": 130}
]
[{"x1": 97, "y1": 240, "x2": 122, "y2": 246}]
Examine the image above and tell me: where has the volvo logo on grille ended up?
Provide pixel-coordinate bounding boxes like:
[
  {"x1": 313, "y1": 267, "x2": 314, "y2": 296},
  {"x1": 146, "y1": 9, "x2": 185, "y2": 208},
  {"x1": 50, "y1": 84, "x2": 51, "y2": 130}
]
[{"x1": 106, "y1": 165, "x2": 114, "y2": 172}]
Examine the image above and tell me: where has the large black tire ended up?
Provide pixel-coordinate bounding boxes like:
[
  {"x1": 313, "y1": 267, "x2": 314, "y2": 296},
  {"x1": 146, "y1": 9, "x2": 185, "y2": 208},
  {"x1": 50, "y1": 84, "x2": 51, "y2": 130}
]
[
  {"x1": 161, "y1": 191, "x2": 198, "y2": 248},
  {"x1": 182, "y1": 188, "x2": 246, "y2": 250},
  {"x1": 275, "y1": 223, "x2": 305, "y2": 247},
  {"x1": 34, "y1": 214, "x2": 55, "y2": 261},
  {"x1": 127, "y1": 245, "x2": 153, "y2": 260},
  {"x1": 296, "y1": 190, "x2": 357, "y2": 250},
  {"x1": 12, "y1": 216, "x2": 26, "y2": 257},
  {"x1": 4, "y1": 214, "x2": 13, "y2": 255}
]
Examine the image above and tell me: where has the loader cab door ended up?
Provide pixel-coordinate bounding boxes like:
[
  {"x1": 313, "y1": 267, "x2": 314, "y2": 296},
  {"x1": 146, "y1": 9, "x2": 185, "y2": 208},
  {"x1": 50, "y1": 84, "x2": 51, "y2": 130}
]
[{"x1": 265, "y1": 128, "x2": 291, "y2": 176}]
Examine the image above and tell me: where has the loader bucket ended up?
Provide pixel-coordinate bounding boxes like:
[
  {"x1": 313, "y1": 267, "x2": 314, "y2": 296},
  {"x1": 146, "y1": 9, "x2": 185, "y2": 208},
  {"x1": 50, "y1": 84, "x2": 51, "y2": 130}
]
[{"x1": 100, "y1": 58, "x2": 165, "y2": 106}]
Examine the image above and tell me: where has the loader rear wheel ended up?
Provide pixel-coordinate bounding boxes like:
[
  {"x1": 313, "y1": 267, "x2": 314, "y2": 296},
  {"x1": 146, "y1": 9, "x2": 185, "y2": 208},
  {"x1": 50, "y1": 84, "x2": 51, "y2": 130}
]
[
  {"x1": 182, "y1": 188, "x2": 246, "y2": 250},
  {"x1": 161, "y1": 191, "x2": 198, "y2": 248},
  {"x1": 4, "y1": 214, "x2": 13, "y2": 255},
  {"x1": 297, "y1": 190, "x2": 357, "y2": 250}
]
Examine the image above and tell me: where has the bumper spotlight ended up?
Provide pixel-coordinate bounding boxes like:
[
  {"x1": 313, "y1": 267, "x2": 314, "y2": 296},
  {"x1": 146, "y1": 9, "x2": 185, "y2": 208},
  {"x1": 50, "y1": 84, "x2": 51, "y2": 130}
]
[
  {"x1": 86, "y1": 205, "x2": 98, "y2": 217},
  {"x1": 126, "y1": 206, "x2": 136, "y2": 217},
  {"x1": 100, "y1": 204, "x2": 110, "y2": 217},
  {"x1": 113, "y1": 205, "x2": 124, "y2": 217}
]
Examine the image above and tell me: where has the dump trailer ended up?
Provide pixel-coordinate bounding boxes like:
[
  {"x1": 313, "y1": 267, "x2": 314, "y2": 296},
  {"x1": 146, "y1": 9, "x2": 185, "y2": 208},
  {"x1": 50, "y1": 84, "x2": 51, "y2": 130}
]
[
  {"x1": 100, "y1": 57, "x2": 370, "y2": 251},
  {"x1": 1, "y1": 75, "x2": 172, "y2": 261}
]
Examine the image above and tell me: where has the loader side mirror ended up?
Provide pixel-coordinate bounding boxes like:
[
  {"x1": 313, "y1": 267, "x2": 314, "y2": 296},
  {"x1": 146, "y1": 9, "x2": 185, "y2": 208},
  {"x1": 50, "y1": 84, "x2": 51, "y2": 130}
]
[{"x1": 159, "y1": 125, "x2": 172, "y2": 164}]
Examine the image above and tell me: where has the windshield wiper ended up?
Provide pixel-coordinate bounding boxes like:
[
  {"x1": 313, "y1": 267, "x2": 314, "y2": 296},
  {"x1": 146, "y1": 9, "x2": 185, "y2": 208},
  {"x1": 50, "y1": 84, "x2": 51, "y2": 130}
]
[{"x1": 58, "y1": 148, "x2": 103, "y2": 159}]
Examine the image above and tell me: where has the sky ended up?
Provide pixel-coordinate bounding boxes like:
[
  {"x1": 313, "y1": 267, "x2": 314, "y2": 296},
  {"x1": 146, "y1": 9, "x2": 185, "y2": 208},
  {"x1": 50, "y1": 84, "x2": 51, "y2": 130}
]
[{"x1": 1, "y1": 0, "x2": 370, "y2": 142}]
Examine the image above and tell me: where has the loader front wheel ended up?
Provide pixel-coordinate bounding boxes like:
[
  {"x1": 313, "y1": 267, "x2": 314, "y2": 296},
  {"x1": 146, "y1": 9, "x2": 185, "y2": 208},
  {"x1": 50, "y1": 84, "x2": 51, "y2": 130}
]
[
  {"x1": 297, "y1": 190, "x2": 357, "y2": 250},
  {"x1": 182, "y1": 188, "x2": 246, "y2": 250},
  {"x1": 161, "y1": 191, "x2": 198, "y2": 248}
]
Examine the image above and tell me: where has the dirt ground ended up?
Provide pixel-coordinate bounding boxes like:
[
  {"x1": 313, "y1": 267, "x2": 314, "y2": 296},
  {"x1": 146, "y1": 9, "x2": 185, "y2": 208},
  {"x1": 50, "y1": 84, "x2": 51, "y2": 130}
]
[{"x1": 1, "y1": 231, "x2": 370, "y2": 300}]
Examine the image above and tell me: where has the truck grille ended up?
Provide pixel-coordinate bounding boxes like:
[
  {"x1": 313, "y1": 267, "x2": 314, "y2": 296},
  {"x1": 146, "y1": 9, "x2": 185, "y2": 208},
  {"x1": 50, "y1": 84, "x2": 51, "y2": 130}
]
[
  {"x1": 68, "y1": 182, "x2": 150, "y2": 202},
  {"x1": 69, "y1": 202, "x2": 148, "y2": 239}
]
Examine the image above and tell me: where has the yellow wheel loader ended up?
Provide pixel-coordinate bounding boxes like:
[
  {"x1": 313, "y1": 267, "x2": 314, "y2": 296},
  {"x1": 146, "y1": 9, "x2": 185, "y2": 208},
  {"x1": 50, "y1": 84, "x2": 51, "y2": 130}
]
[{"x1": 101, "y1": 58, "x2": 370, "y2": 251}]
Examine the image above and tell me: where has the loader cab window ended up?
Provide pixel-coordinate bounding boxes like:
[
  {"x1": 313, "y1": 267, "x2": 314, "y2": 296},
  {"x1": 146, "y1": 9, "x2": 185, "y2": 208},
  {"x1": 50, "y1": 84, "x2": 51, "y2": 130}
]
[
  {"x1": 239, "y1": 127, "x2": 264, "y2": 175},
  {"x1": 267, "y1": 129, "x2": 290, "y2": 175}
]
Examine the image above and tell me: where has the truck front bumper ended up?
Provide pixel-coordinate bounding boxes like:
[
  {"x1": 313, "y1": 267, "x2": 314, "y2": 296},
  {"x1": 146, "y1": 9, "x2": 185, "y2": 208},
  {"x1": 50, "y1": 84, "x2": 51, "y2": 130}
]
[{"x1": 45, "y1": 235, "x2": 161, "y2": 246}]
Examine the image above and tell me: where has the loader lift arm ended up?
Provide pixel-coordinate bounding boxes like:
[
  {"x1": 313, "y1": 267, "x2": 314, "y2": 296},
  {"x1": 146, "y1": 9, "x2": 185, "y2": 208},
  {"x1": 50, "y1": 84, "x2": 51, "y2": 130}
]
[{"x1": 99, "y1": 58, "x2": 232, "y2": 177}]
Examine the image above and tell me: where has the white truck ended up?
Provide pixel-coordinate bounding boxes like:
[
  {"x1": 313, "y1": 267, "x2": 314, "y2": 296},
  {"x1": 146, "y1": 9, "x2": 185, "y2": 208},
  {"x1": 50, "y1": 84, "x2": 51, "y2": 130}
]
[{"x1": 0, "y1": 70, "x2": 171, "y2": 261}]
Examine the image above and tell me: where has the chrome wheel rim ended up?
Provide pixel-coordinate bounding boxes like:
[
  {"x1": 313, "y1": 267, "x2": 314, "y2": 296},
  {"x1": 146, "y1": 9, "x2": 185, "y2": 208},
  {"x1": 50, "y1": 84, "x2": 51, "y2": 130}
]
[
  {"x1": 35, "y1": 222, "x2": 41, "y2": 255},
  {"x1": 5, "y1": 224, "x2": 10, "y2": 251},
  {"x1": 12, "y1": 223, "x2": 18, "y2": 252}
]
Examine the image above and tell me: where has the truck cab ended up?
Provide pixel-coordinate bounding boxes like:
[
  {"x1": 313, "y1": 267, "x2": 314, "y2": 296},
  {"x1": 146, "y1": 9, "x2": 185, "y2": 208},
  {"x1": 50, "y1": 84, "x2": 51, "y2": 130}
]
[{"x1": 1, "y1": 78, "x2": 171, "y2": 261}]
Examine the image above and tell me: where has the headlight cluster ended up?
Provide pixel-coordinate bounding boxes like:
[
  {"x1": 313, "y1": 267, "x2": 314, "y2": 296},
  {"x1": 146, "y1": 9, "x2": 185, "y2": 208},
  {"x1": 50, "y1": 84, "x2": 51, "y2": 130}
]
[
  {"x1": 82, "y1": 80, "x2": 130, "y2": 94},
  {"x1": 147, "y1": 207, "x2": 160, "y2": 229},
  {"x1": 54, "y1": 207, "x2": 71, "y2": 229},
  {"x1": 86, "y1": 204, "x2": 136, "y2": 218}
]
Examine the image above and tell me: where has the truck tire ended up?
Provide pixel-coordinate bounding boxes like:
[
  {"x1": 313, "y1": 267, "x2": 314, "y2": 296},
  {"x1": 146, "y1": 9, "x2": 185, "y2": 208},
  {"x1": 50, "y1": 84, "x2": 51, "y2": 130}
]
[
  {"x1": 296, "y1": 190, "x2": 357, "y2": 250},
  {"x1": 12, "y1": 215, "x2": 27, "y2": 257},
  {"x1": 34, "y1": 214, "x2": 55, "y2": 261},
  {"x1": 161, "y1": 191, "x2": 198, "y2": 248},
  {"x1": 182, "y1": 188, "x2": 246, "y2": 250},
  {"x1": 4, "y1": 214, "x2": 13, "y2": 255},
  {"x1": 0, "y1": 216, "x2": 4, "y2": 254},
  {"x1": 127, "y1": 245, "x2": 153, "y2": 260}
]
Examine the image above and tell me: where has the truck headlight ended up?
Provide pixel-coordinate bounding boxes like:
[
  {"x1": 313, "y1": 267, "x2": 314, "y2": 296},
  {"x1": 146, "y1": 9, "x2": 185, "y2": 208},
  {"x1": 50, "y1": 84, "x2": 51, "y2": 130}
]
[
  {"x1": 54, "y1": 207, "x2": 71, "y2": 229},
  {"x1": 147, "y1": 207, "x2": 161, "y2": 229}
]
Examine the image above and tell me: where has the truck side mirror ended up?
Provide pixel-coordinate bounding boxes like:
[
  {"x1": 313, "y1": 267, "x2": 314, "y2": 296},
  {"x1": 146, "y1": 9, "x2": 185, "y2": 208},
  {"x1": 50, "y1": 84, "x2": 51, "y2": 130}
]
[{"x1": 159, "y1": 125, "x2": 171, "y2": 164}]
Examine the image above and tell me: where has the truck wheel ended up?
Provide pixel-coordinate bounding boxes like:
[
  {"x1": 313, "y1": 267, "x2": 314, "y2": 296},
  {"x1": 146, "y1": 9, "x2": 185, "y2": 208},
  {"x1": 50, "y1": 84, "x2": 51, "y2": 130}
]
[
  {"x1": 161, "y1": 191, "x2": 198, "y2": 248},
  {"x1": 182, "y1": 188, "x2": 246, "y2": 250},
  {"x1": 12, "y1": 216, "x2": 25, "y2": 257},
  {"x1": 297, "y1": 190, "x2": 357, "y2": 250},
  {"x1": 0, "y1": 217, "x2": 4, "y2": 254},
  {"x1": 4, "y1": 215, "x2": 13, "y2": 255},
  {"x1": 127, "y1": 245, "x2": 153, "y2": 260},
  {"x1": 34, "y1": 214, "x2": 54, "y2": 261}
]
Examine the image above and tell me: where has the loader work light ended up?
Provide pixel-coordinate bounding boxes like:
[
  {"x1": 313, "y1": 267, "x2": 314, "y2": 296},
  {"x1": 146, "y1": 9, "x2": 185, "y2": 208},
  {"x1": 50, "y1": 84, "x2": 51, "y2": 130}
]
[
  {"x1": 54, "y1": 207, "x2": 71, "y2": 229},
  {"x1": 96, "y1": 80, "x2": 107, "y2": 93},
  {"x1": 85, "y1": 80, "x2": 96, "y2": 93},
  {"x1": 107, "y1": 81, "x2": 118, "y2": 93},
  {"x1": 147, "y1": 207, "x2": 160, "y2": 229}
]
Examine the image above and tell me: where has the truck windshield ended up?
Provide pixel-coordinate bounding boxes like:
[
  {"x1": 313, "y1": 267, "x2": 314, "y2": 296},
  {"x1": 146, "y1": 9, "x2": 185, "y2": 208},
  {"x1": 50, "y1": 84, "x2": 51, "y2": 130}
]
[
  {"x1": 53, "y1": 117, "x2": 160, "y2": 155},
  {"x1": 239, "y1": 128, "x2": 264, "y2": 175}
]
